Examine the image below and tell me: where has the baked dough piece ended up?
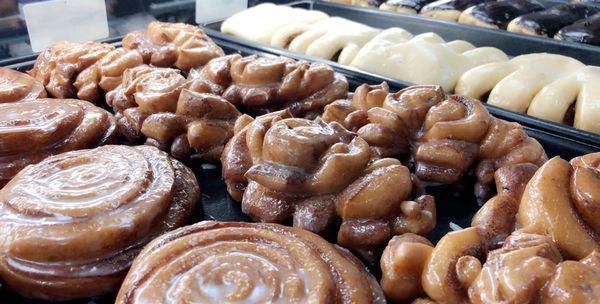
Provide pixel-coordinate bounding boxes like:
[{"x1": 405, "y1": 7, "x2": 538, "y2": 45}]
[
  {"x1": 527, "y1": 66, "x2": 600, "y2": 134},
  {"x1": 0, "y1": 67, "x2": 46, "y2": 103},
  {"x1": 350, "y1": 28, "x2": 508, "y2": 91},
  {"x1": 458, "y1": 0, "x2": 544, "y2": 29},
  {"x1": 421, "y1": 0, "x2": 493, "y2": 21},
  {"x1": 555, "y1": 13, "x2": 600, "y2": 46},
  {"x1": 456, "y1": 53, "x2": 586, "y2": 114},
  {"x1": 507, "y1": 4, "x2": 598, "y2": 37},
  {"x1": 380, "y1": 0, "x2": 437, "y2": 14},
  {"x1": 272, "y1": 17, "x2": 380, "y2": 65},
  {"x1": 221, "y1": 3, "x2": 329, "y2": 45}
]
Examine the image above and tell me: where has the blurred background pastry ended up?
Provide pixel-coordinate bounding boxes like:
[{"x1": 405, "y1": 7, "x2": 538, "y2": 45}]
[
  {"x1": 507, "y1": 4, "x2": 599, "y2": 37},
  {"x1": 420, "y1": 0, "x2": 494, "y2": 21},
  {"x1": 0, "y1": 67, "x2": 46, "y2": 103},
  {"x1": 555, "y1": 12, "x2": 600, "y2": 46},
  {"x1": 458, "y1": 0, "x2": 544, "y2": 29}
]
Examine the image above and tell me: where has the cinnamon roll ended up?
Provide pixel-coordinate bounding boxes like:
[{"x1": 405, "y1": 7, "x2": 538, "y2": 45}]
[
  {"x1": 0, "y1": 99, "x2": 116, "y2": 186},
  {"x1": 507, "y1": 4, "x2": 598, "y2": 37},
  {"x1": 0, "y1": 67, "x2": 46, "y2": 103},
  {"x1": 458, "y1": 0, "x2": 544, "y2": 29},
  {"x1": 189, "y1": 54, "x2": 349, "y2": 117},
  {"x1": 0, "y1": 145, "x2": 200, "y2": 301},
  {"x1": 555, "y1": 12, "x2": 600, "y2": 46},
  {"x1": 221, "y1": 110, "x2": 435, "y2": 250},
  {"x1": 115, "y1": 221, "x2": 384, "y2": 304},
  {"x1": 106, "y1": 65, "x2": 241, "y2": 162},
  {"x1": 322, "y1": 84, "x2": 547, "y2": 202},
  {"x1": 122, "y1": 21, "x2": 225, "y2": 71}
]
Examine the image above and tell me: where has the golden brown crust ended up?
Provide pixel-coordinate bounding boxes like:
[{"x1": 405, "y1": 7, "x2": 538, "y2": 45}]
[
  {"x1": 122, "y1": 21, "x2": 224, "y2": 71},
  {"x1": 0, "y1": 67, "x2": 46, "y2": 103},
  {"x1": 0, "y1": 98, "x2": 116, "y2": 186},
  {"x1": 0, "y1": 145, "x2": 200, "y2": 301},
  {"x1": 106, "y1": 65, "x2": 241, "y2": 162},
  {"x1": 115, "y1": 221, "x2": 384, "y2": 304}
]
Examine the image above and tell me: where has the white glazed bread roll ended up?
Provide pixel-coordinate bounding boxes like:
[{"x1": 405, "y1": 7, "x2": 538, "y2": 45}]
[
  {"x1": 527, "y1": 66, "x2": 600, "y2": 134},
  {"x1": 350, "y1": 28, "x2": 508, "y2": 91},
  {"x1": 221, "y1": 3, "x2": 328, "y2": 45},
  {"x1": 455, "y1": 53, "x2": 586, "y2": 113},
  {"x1": 274, "y1": 17, "x2": 380, "y2": 65}
]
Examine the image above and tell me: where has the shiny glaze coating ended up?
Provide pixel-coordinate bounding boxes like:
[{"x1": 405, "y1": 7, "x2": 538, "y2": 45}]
[
  {"x1": 507, "y1": 4, "x2": 598, "y2": 37},
  {"x1": 106, "y1": 65, "x2": 241, "y2": 162},
  {"x1": 0, "y1": 145, "x2": 200, "y2": 301},
  {"x1": 115, "y1": 221, "x2": 385, "y2": 304},
  {"x1": 421, "y1": 0, "x2": 494, "y2": 21},
  {"x1": 0, "y1": 67, "x2": 46, "y2": 103},
  {"x1": 458, "y1": 0, "x2": 544, "y2": 29},
  {"x1": 122, "y1": 21, "x2": 224, "y2": 71},
  {"x1": 0, "y1": 98, "x2": 116, "y2": 186},
  {"x1": 380, "y1": 0, "x2": 437, "y2": 13},
  {"x1": 188, "y1": 54, "x2": 349, "y2": 117},
  {"x1": 323, "y1": 84, "x2": 547, "y2": 202},
  {"x1": 221, "y1": 109, "x2": 435, "y2": 251},
  {"x1": 555, "y1": 12, "x2": 600, "y2": 46}
]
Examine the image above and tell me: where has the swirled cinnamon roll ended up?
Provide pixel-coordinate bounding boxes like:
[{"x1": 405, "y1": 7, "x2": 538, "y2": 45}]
[
  {"x1": 0, "y1": 67, "x2": 46, "y2": 103},
  {"x1": 115, "y1": 221, "x2": 384, "y2": 304},
  {"x1": 322, "y1": 84, "x2": 547, "y2": 202},
  {"x1": 189, "y1": 54, "x2": 349, "y2": 117},
  {"x1": 222, "y1": 110, "x2": 435, "y2": 250},
  {"x1": 106, "y1": 65, "x2": 241, "y2": 161},
  {"x1": 0, "y1": 145, "x2": 200, "y2": 301},
  {"x1": 0, "y1": 99, "x2": 116, "y2": 186},
  {"x1": 122, "y1": 21, "x2": 225, "y2": 71}
]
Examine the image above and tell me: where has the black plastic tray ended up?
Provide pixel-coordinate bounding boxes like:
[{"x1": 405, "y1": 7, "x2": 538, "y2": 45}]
[{"x1": 0, "y1": 38, "x2": 597, "y2": 304}]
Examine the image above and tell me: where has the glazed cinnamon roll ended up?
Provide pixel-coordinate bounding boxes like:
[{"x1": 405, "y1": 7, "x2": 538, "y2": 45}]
[
  {"x1": 322, "y1": 84, "x2": 547, "y2": 202},
  {"x1": 0, "y1": 145, "x2": 200, "y2": 301},
  {"x1": 115, "y1": 221, "x2": 384, "y2": 304},
  {"x1": 0, "y1": 99, "x2": 116, "y2": 186},
  {"x1": 0, "y1": 67, "x2": 46, "y2": 103},
  {"x1": 122, "y1": 21, "x2": 225, "y2": 71},
  {"x1": 106, "y1": 65, "x2": 241, "y2": 161},
  {"x1": 221, "y1": 110, "x2": 435, "y2": 250},
  {"x1": 189, "y1": 54, "x2": 349, "y2": 117}
]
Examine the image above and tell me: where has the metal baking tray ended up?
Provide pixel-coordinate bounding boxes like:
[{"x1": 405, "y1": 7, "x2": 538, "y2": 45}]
[
  {"x1": 0, "y1": 37, "x2": 597, "y2": 304},
  {"x1": 201, "y1": 1, "x2": 600, "y2": 150}
]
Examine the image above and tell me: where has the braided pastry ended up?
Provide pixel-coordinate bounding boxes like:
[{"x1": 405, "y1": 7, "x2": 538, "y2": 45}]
[
  {"x1": 323, "y1": 84, "x2": 547, "y2": 202},
  {"x1": 0, "y1": 145, "x2": 200, "y2": 301},
  {"x1": 123, "y1": 21, "x2": 224, "y2": 71},
  {"x1": 349, "y1": 29, "x2": 508, "y2": 91},
  {"x1": 115, "y1": 221, "x2": 384, "y2": 304},
  {"x1": 0, "y1": 67, "x2": 46, "y2": 103},
  {"x1": 222, "y1": 110, "x2": 435, "y2": 250},
  {"x1": 380, "y1": 152, "x2": 599, "y2": 303},
  {"x1": 106, "y1": 65, "x2": 241, "y2": 162},
  {"x1": 0, "y1": 99, "x2": 116, "y2": 186},
  {"x1": 188, "y1": 54, "x2": 349, "y2": 117}
]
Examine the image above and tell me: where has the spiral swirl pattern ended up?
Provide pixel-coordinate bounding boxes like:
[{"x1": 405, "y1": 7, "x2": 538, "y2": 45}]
[
  {"x1": 0, "y1": 145, "x2": 200, "y2": 301},
  {"x1": 0, "y1": 67, "x2": 46, "y2": 103},
  {"x1": 122, "y1": 21, "x2": 224, "y2": 71},
  {"x1": 116, "y1": 221, "x2": 384, "y2": 304},
  {"x1": 0, "y1": 99, "x2": 116, "y2": 186},
  {"x1": 189, "y1": 54, "x2": 349, "y2": 117}
]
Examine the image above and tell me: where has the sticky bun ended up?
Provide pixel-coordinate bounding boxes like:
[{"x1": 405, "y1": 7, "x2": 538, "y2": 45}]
[
  {"x1": 0, "y1": 145, "x2": 200, "y2": 301},
  {"x1": 0, "y1": 99, "x2": 116, "y2": 186},
  {"x1": 188, "y1": 54, "x2": 349, "y2": 117},
  {"x1": 381, "y1": 152, "x2": 600, "y2": 303},
  {"x1": 122, "y1": 21, "x2": 224, "y2": 71},
  {"x1": 222, "y1": 110, "x2": 435, "y2": 251},
  {"x1": 322, "y1": 84, "x2": 547, "y2": 202},
  {"x1": 0, "y1": 67, "x2": 46, "y2": 103},
  {"x1": 115, "y1": 221, "x2": 384, "y2": 304}
]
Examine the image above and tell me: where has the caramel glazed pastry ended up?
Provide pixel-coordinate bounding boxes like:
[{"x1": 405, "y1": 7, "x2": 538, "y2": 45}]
[
  {"x1": 507, "y1": 3, "x2": 599, "y2": 37},
  {"x1": 0, "y1": 145, "x2": 200, "y2": 301},
  {"x1": 106, "y1": 54, "x2": 348, "y2": 161},
  {"x1": 222, "y1": 84, "x2": 546, "y2": 253},
  {"x1": 0, "y1": 98, "x2": 116, "y2": 186},
  {"x1": 458, "y1": 0, "x2": 544, "y2": 29},
  {"x1": 27, "y1": 21, "x2": 224, "y2": 103},
  {"x1": 380, "y1": 152, "x2": 600, "y2": 303},
  {"x1": 0, "y1": 67, "x2": 46, "y2": 103},
  {"x1": 116, "y1": 221, "x2": 385, "y2": 304}
]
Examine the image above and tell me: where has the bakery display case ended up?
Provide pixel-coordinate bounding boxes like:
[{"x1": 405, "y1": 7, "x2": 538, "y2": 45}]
[{"x1": 0, "y1": 1, "x2": 598, "y2": 303}]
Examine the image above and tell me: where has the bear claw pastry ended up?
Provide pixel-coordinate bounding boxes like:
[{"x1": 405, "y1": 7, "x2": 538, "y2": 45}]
[{"x1": 0, "y1": 145, "x2": 200, "y2": 301}]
